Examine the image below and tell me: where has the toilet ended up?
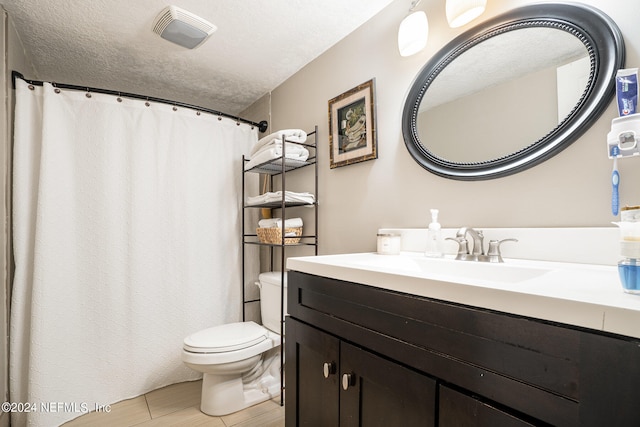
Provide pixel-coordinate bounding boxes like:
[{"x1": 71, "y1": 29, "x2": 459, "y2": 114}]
[{"x1": 182, "y1": 272, "x2": 287, "y2": 416}]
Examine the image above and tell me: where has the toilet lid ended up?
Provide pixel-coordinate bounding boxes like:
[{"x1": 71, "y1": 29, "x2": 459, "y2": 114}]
[{"x1": 183, "y1": 321, "x2": 268, "y2": 353}]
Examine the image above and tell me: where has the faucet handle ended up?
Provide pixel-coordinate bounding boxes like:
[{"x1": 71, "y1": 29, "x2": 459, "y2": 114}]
[
  {"x1": 446, "y1": 237, "x2": 469, "y2": 260},
  {"x1": 473, "y1": 230, "x2": 485, "y2": 256},
  {"x1": 486, "y1": 238, "x2": 518, "y2": 263}
]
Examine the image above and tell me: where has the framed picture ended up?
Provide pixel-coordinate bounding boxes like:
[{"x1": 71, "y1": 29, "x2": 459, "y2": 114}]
[{"x1": 328, "y1": 79, "x2": 377, "y2": 168}]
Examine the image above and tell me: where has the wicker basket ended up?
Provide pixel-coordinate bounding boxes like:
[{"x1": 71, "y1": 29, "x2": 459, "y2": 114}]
[{"x1": 256, "y1": 226, "x2": 302, "y2": 245}]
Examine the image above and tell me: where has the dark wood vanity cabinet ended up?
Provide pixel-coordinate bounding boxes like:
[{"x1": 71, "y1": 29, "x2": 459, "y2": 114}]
[
  {"x1": 285, "y1": 271, "x2": 640, "y2": 427},
  {"x1": 286, "y1": 317, "x2": 436, "y2": 426},
  {"x1": 286, "y1": 317, "x2": 339, "y2": 426}
]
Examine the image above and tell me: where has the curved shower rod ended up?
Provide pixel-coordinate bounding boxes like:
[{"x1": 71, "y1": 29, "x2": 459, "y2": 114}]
[{"x1": 11, "y1": 71, "x2": 269, "y2": 133}]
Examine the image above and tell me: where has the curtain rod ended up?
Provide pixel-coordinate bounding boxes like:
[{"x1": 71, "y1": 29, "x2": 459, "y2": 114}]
[{"x1": 11, "y1": 71, "x2": 269, "y2": 133}]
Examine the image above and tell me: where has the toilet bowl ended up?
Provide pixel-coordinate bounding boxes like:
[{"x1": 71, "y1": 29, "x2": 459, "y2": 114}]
[{"x1": 182, "y1": 272, "x2": 287, "y2": 416}]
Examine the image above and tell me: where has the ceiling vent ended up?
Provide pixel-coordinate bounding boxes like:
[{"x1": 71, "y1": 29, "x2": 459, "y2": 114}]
[{"x1": 152, "y1": 6, "x2": 217, "y2": 49}]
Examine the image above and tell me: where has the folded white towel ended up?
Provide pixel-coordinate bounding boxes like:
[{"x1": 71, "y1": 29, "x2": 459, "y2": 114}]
[
  {"x1": 258, "y1": 217, "x2": 303, "y2": 229},
  {"x1": 252, "y1": 129, "x2": 307, "y2": 155},
  {"x1": 258, "y1": 218, "x2": 279, "y2": 228},
  {"x1": 253, "y1": 141, "x2": 308, "y2": 158},
  {"x1": 246, "y1": 191, "x2": 315, "y2": 206},
  {"x1": 278, "y1": 217, "x2": 303, "y2": 228},
  {"x1": 244, "y1": 145, "x2": 309, "y2": 171}
]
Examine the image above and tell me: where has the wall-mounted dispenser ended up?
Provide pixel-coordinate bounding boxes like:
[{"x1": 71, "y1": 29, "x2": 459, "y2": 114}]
[
  {"x1": 606, "y1": 115, "x2": 640, "y2": 216},
  {"x1": 607, "y1": 67, "x2": 640, "y2": 217},
  {"x1": 607, "y1": 113, "x2": 640, "y2": 159}
]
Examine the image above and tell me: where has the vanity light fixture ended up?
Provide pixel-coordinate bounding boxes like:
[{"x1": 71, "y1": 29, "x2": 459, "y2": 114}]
[
  {"x1": 398, "y1": 0, "x2": 429, "y2": 57},
  {"x1": 152, "y1": 5, "x2": 217, "y2": 49},
  {"x1": 446, "y1": 0, "x2": 487, "y2": 28}
]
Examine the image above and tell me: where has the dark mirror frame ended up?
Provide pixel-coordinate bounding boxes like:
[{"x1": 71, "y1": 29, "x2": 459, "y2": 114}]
[{"x1": 402, "y1": 3, "x2": 625, "y2": 180}]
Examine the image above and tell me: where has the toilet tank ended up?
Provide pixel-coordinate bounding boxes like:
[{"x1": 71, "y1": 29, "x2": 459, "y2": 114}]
[{"x1": 257, "y1": 271, "x2": 287, "y2": 334}]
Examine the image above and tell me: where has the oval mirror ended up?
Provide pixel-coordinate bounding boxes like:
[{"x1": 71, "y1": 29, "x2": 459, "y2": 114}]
[{"x1": 402, "y1": 3, "x2": 625, "y2": 180}]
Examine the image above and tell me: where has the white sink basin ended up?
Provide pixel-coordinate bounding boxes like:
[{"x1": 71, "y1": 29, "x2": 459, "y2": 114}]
[{"x1": 349, "y1": 254, "x2": 551, "y2": 284}]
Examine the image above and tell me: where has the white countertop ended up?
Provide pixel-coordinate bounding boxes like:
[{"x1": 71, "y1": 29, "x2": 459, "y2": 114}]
[{"x1": 286, "y1": 252, "x2": 640, "y2": 339}]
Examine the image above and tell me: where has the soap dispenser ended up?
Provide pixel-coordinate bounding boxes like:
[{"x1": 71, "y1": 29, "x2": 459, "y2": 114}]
[{"x1": 425, "y1": 209, "x2": 444, "y2": 258}]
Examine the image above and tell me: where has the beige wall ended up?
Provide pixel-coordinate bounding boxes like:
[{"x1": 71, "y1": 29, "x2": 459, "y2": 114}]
[
  {"x1": 1, "y1": 9, "x2": 36, "y2": 426},
  {"x1": 267, "y1": 0, "x2": 640, "y2": 255}
]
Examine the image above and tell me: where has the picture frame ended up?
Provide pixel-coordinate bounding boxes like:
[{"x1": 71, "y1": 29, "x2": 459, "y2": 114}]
[{"x1": 328, "y1": 79, "x2": 377, "y2": 168}]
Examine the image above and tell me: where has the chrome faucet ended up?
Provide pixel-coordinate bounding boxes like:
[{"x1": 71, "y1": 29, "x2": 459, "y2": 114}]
[
  {"x1": 446, "y1": 227, "x2": 517, "y2": 263},
  {"x1": 453, "y1": 227, "x2": 484, "y2": 261},
  {"x1": 458, "y1": 227, "x2": 484, "y2": 257}
]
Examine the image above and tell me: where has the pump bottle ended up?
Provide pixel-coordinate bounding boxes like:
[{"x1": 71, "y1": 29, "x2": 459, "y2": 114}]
[{"x1": 425, "y1": 209, "x2": 444, "y2": 258}]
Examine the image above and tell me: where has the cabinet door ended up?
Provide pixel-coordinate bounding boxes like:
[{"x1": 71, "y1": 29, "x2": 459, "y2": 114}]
[
  {"x1": 285, "y1": 317, "x2": 340, "y2": 427},
  {"x1": 340, "y1": 341, "x2": 436, "y2": 427},
  {"x1": 439, "y1": 385, "x2": 535, "y2": 427}
]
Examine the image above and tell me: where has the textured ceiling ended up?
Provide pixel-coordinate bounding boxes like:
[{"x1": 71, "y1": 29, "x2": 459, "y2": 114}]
[{"x1": 3, "y1": 0, "x2": 395, "y2": 115}]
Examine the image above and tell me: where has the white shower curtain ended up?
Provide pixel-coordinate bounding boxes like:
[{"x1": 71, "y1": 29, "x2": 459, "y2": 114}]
[{"x1": 10, "y1": 79, "x2": 259, "y2": 426}]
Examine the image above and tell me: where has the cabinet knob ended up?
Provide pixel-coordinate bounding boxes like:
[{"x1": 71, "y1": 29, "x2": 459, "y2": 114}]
[
  {"x1": 342, "y1": 373, "x2": 355, "y2": 390},
  {"x1": 323, "y1": 362, "x2": 336, "y2": 378}
]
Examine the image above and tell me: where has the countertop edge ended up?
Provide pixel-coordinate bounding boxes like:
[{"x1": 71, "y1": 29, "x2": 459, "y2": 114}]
[{"x1": 287, "y1": 255, "x2": 639, "y2": 339}]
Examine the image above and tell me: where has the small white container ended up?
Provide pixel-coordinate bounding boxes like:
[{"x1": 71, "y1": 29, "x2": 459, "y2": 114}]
[
  {"x1": 377, "y1": 233, "x2": 401, "y2": 255},
  {"x1": 621, "y1": 205, "x2": 640, "y2": 222}
]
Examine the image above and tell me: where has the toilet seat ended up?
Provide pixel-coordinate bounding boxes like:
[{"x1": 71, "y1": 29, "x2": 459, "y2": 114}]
[{"x1": 184, "y1": 321, "x2": 267, "y2": 353}]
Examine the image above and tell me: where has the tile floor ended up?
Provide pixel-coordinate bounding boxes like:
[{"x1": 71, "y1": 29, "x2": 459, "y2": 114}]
[{"x1": 62, "y1": 380, "x2": 284, "y2": 427}]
